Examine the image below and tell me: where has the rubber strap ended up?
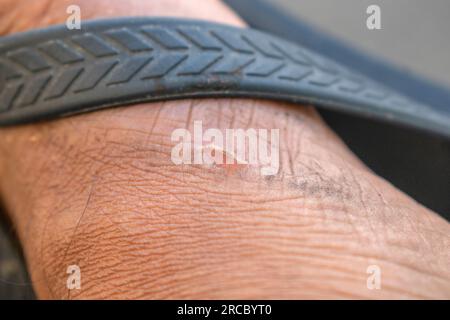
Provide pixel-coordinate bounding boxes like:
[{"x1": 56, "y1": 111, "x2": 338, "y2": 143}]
[{"x1": 1, "y1": 17, "x2": 449, "y2": 138}]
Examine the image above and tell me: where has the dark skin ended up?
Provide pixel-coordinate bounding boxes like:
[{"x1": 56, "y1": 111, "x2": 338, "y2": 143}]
[{"x1": 0, "y1": 0, "x2": 449, "y2": 299}]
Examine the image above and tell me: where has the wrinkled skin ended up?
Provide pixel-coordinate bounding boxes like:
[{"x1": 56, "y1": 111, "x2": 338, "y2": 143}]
[{"x1": 0, "y1": 0, "x2": 448, "y2": 299}]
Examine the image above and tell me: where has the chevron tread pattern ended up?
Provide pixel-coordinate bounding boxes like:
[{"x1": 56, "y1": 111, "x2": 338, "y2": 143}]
[{"x1": 0, "y1": 18, "x2": 444, "y2": 135}]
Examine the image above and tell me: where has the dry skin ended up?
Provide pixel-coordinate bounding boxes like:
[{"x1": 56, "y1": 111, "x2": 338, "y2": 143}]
[{"x1": 0, "y1": 0, "x2": 449, "y2": 299}]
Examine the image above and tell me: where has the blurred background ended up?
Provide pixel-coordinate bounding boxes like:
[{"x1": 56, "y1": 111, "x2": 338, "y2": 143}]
[
  {"x1": 272, "y1": 0, "x2": 450, "y2": 87},
  {"x1": 1, "y1": 0, "x2": 449, "y2": 299}
]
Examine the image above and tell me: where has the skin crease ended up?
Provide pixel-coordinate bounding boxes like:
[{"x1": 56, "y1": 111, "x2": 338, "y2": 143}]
[{"x1": 0, "y1": 0, "x2": 449, "y2": 299}]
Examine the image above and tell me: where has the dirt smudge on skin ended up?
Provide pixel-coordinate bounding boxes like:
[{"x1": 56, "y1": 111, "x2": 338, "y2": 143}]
[{"x1": 287, "y1": 172, "x2": 354, "y2": 202}]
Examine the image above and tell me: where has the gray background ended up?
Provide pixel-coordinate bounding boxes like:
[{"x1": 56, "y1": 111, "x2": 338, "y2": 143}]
[
  {"x1": 271, "y1": 0, "x2": 450, "y2": 88},
  {"x1": 1, "y1": 0, "x2": 449, "y2": 299}
]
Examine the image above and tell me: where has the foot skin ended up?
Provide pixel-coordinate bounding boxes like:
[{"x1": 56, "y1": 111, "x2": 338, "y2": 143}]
[{"x1": 0, "y1": 0, "x2": 449, "y2": 299}]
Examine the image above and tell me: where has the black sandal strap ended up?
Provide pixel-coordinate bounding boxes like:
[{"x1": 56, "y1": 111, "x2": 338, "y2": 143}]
[{"x1": 1, "y1": 17, "x2": 448, "y2": 138}]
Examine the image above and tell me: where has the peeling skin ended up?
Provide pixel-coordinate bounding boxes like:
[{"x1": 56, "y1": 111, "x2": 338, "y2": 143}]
[
  {"x1": 195, "y1": 143, "x2": 264, "y2": 177},
  {"x1": 0, "y1": 0, "x2": 449, "y2": 300},
  {"x1": 1, "y1": 97, "x2": 449, "y2": 299}
]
